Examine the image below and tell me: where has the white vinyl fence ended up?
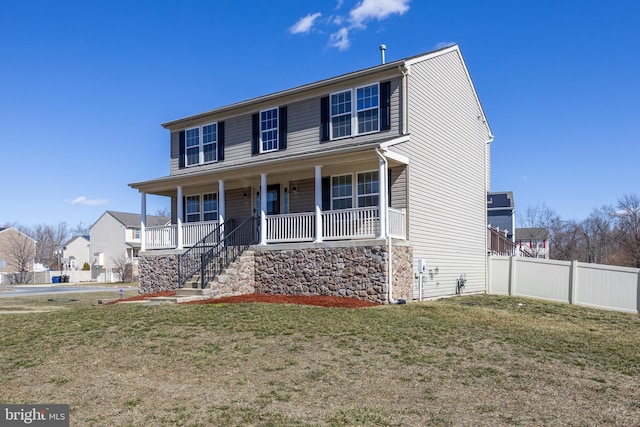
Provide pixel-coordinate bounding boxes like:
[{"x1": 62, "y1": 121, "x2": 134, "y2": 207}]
[{"x1": 489, "y1": 256, "x2": 640, "y2": 314}]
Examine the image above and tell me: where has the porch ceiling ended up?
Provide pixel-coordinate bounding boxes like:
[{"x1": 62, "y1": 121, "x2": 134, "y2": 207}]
[{"x1": 129, "y1": 137, "x2": 409, "y2": 196}]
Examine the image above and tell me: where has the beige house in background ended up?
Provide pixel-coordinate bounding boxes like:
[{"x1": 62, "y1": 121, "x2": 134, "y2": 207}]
[
  {"x1": 0, "y1": 227, "x2": 36, "y2": 283},
  {"x1": 89, "y1": 211, "x2": 170, "y2": 280},
  {"x1": 62, "y1": 235, "x2": 90, "y2": 271}
]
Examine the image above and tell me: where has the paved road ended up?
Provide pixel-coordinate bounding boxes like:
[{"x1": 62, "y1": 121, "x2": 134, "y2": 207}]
[{"x1": 0, "y1": 285, "x2": 137, "y2": 298}]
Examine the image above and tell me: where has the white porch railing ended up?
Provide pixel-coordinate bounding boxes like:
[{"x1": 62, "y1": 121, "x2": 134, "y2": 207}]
[
  {"x1": 388, "y1": 207, "x2": 407, "y2": 239},
  {"x1": 145, "y1": 209, "x2": 407, "y2": 249},
  {"x1": 145, "y1": 224, "x2": 177, "y2": 249},
  {"x1": 267, "y1": 212, "x2": 315, "y2": 243},
  {"x1": 183, "y1": 221, "x2": 219, "y2": 247},
  {"x1": 322, "y1": 207, "x2": 379, "y2": 240}
]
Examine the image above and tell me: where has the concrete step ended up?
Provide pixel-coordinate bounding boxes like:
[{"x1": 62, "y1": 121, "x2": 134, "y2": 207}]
[{"x1": 176, "y1": 288, "x2": 207, "y2": 297}]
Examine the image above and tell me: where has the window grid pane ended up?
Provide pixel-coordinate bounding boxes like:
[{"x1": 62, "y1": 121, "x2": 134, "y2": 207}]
[
  {"x1": 356, "y1": 84, "x2": 379, "y2": 134},
  {"x1": 203, "y1": 193, "x2": 217, "y2": 221},
  {"x1": 202, "y1": 123, "x2": 217, "y2": 163},
  {"x1": 357, "y1": 171, "x2": 379, "y2": 208},
  {"x1": 331, "y1": 175, "x2": 353, "y2": 210},
  {"x1": 260, "y1": 108, "x2": 278, "y2": 152},
  {"x1": 330, "y1": 90, "x2": 352, "y2": 139},
  {"x1": 186, "y1": 195, "x2": 200, "y2": 222}
]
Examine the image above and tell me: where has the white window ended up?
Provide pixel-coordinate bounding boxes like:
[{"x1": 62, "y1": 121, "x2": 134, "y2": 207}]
[
  {"x1": 260, "y1": 108, "x2": 278, "y2": 152},
  {"x1": 185, "y1": 193, "x2": 218, "y2": 223},
  {"x1": 330, "y1": 90, "x2": 352, "y2": 139},
  {"x1": 357, "y1": 171, "x2": 379, "y2": 207},
  {"x1": 331, "y1": 171, "x2": 379, "y2": 210},
  {"x1": 330, "y1": 83, "x2": 379, "y2": 140},
  {"x1": 331, "y1": 175, "x2": 353, "y2": 210},
  {"x1": 185, "y1": 122, "x2": 217, "y2": 166},
  {"x1": 134, "y1": 228, "x2": 141, "y2": 239},
  {"x1": 356, "y1": 84, "x2": 379, "y2": 134}
]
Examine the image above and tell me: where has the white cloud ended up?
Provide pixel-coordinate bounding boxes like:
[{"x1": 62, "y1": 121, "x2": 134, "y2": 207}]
[
  {"x1": 335, "y1": 0, "x2": 345, "y2": 10},
  {"x1": 434, "y1": 41, "x2": 456, "y2": 49},
  {"x1": 349, "y1": 0, "x2": 410, "y2": 28},
  {"x1": 329, "y1": 27, "x2": 350, "y2": 50},
  {"x1": 290, "y1": 12, "x2": 322, "y2": 34},
  {"x1": 69, "y1": 196, "x2": 107, "y2": 206}
]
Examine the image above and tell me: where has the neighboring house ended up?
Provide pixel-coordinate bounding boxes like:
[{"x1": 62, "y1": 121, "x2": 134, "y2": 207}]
[
  {"x1": 515, "y1": 227, "x2": 550, "y2": 259},
  {"x1": 129, "y1": 45, "x2": 493, "y2": 302},
  {"x1": 62, "y1": 235, "x2": 90, "y2": 271},
  {"x1": 487, "y1": 191, "x2": 515, "y2": 241},
  {"x1": 90, "y1": 211, "x2": 170, "y2": 280},
  {"x1": 0, "y1": 227, "x2": 36, "y2": 283}
]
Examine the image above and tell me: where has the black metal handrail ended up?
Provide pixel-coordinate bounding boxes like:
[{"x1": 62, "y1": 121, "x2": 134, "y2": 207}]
[
  {"x1": 178, "y1": 219, "x2": 234, "y2": 288},
  {"x1": 199, "y1": 217, "x2": 259, "y2": 289}
]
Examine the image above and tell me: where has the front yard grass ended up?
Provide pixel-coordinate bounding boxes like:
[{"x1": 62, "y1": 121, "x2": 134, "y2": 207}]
[{"x1": 0, "y1": 293, "x2": 638, "y2": 426}]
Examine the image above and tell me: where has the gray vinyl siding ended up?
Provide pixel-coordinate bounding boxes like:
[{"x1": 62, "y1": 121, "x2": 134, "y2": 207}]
[
  {"x1": 89, "y1": 214, "x2": 127, "y2": 273},
  {"x1": 169, "y1": 77, "x2": 403, "y2": 176},
  {"x1": 393, "y1": 49, "x2": 489, "y2": 299},
  {"x1": 389, "y1": 166, "x2": 407, "y2": 211},
  {"x1": 288, "y1": 178, "x2": 315, "y2": 213},
  {"x1": 225, "y1": 187, "x2": 253, "y2": 223}
]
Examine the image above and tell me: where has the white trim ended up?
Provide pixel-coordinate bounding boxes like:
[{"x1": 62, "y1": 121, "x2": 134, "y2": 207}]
[
  {"x1": 329, "y1": 169, "x2": 379, "y2": 211},
  {"x1": 183, "y1": 192, "x2": 218, "y2": 223},
  {"x1": 329, "y1": 81, "x2": 381, "y2": 141}
]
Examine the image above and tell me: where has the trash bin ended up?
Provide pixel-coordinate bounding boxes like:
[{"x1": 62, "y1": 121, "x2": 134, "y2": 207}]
[
  {"x1": 52, "y1": 276, "x2": 60, "y2": 284},
  {"x1": 62, "y1": 275, "x2": 70, "y2": 283}
]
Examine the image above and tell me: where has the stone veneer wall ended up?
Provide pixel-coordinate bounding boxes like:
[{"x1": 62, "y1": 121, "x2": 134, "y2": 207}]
[
  {"x1": 207, "y1": 250, "x2": 255, "y2": 298},
  {"x1": 254, "y1": 241, "x2": 413, "y2": 304},
  {"x1": 138, "y1": 251, "x2": 180, "y2": 294}
]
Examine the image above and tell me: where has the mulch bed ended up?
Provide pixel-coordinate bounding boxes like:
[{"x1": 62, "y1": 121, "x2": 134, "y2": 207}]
[{"x1": 108, "y1": 291, "x2": 380, "y2": 308}]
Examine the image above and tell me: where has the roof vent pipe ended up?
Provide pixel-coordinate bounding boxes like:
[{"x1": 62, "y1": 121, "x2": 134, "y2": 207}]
[{"x1": 379, "y1": 44, "x2": 386, "y2": 64}]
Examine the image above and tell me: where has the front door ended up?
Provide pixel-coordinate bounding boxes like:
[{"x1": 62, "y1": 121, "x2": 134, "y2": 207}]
[{"x1": 256, "y1": 184, "x2": 280, "y2": 215}]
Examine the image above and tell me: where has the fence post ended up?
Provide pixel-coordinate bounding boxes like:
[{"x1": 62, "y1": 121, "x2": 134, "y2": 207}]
[
  {"x1": 569, "y1": 260, "x2": 578, "y2": 304},
  {"x1": 509, "y1": 255, "x2": 517, "y2": 296}
]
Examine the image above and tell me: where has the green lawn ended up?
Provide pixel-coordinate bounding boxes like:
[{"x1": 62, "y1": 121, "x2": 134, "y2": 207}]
[{"x1": 0, "y1": 293, "x2": 638, "y2": 426}]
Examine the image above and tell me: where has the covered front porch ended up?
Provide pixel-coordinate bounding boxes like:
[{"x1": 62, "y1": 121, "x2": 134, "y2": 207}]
[{"x1": 132, "y1": 143, "x2": 409, "y2": 251}]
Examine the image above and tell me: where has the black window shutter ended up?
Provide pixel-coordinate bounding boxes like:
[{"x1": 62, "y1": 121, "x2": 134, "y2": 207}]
[
  {"x1": 278, "y1": 106, "x2": 287, "y2": 150},
  {"x1": 320, "y1": 96, "x2": 330, "y2": 141},
  {"x1": 380, "y1": 81, "x2": 391, "y2": 131},
  {"x1": 178, "y1": 131, "x2": 185, "y2": 168},
  {"x1": 321, "y1": 177, "x2": 331, "y2": 211},
  {"x1": 252, "y1": 113, "x2": 259, "y2": 155},
  {"x1": 217, "y1": 121, "x2": 225, "y2": 161}
]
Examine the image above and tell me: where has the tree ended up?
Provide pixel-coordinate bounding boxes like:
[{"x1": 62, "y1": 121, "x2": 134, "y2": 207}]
[
  {"x1": 30, "y1": 222, "x2": 70, "y2": 269},
  {"x1": 615, "y1": 194, "x2": 640, "y2": 268},
  {"x1": 155, "y1": 207, "x2": 170, "y2": 218},
  {"x1": 111, "y1": 254, "x2": 132, "y2": 283},
  {"x1": 579, "y1": 205, "x2": 619, "y2": 264}
]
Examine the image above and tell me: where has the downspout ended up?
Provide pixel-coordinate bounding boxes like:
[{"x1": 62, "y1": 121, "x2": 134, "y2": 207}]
[
  {"x1": 398, "y1": 64, "x2": 410, "y2": 135},
  {"x1": 375, "y1": 147, "x2": 406, "y2": 305}
]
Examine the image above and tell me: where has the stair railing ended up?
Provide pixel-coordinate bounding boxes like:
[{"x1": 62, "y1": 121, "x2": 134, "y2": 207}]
[{"x1": 178, "y1": 219, "x2": 234, "y2": 289}]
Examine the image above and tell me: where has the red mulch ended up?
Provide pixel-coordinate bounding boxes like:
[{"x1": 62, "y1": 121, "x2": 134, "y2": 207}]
[{"x1": 108, "y1": 291, "x2": 380, "y2": 308}]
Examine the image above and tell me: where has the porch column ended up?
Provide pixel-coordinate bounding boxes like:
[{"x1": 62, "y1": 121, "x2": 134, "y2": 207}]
[
  {"x1": 176, "y1": 185, "x2": 183, "y2": 249},
  {"x1": 218, "y1": 180, "x2": 225, "y2": 238},
  {"x1": 260, "y1": 173, "x2": 267, "y2": 245},
  {"x1": 140, "y1": 192, "x2": 147, "y2": 251},
  {"x1": 314, "y1": 165, "x2": 323, "y2": 243},
  {"x1": 378, "y1": 157, "x2": 387, "y2": 239}
]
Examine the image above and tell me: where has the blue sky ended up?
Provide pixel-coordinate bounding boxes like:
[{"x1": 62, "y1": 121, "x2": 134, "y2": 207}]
[{"x1": 1, "y1": 0, "x2": 639, "y2": 229}]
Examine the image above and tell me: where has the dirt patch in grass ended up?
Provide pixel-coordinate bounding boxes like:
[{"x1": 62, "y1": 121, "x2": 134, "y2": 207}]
[
  {"x1": 111, "y1": 291, "x2": 381, "y2": 308},
  {"x1": 186, "y1": 293, "x2": 381, "y2": 308}
]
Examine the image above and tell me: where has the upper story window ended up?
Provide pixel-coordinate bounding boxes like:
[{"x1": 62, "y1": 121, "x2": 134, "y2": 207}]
[
  {"x1": 184, "y1": 122, "x2": 217, "y2": 167},
  {"x1": 133, "y1": 228, "x2": 141, "y2": 239},
  {"x1": 252, "y1": 107, "x2": 288, "y2": 155},
  {"x1": 260, "y1": 108, "x2": 279, "y2": 152},
  {"x1": 322, "y1": 81, "x2": 390, "y2": 142},
  {"x1": 178, "y1": 122, "x2": 225, "y2": 169}
]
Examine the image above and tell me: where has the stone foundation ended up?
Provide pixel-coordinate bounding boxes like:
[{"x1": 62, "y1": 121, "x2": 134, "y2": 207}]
[
  {"x1": 254, "y1": 241, "x2": 413, "y2": 304},
  {"x1": 138, "y1": 251, "x2": 181, "y2": 294},
  {"x1": 207, "y1": 250, "x2": 255, "y2": 297}
]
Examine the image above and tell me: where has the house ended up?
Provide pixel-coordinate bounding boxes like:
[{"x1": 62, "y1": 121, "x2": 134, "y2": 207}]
[
  {"x1": 89, "y1": 211, "x2": 170, "y2": 281},
  {"x1": 129, "y1": 45, "x2": 493, "y2": 303},
  {"x1": 487, "y1": 191, "x2": 515, "y2": 240},
  {"x1": 515, "y1": 227, "x2": 550, "y2": 259},
  {"x1": 62, "y1": 235, "x2": 90, "y2": 271},
  {"x1": 0, "y1": 227, "x2": 36, "y2": 284}
]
